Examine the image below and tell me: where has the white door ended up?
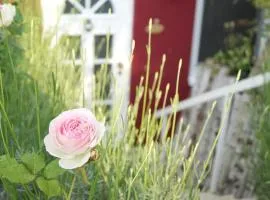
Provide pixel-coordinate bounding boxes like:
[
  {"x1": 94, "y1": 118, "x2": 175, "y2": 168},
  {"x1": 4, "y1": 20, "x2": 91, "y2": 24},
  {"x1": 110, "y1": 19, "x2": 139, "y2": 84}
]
[{"x1": 43, "y1": 0, "x2": 134, "y2": 119}]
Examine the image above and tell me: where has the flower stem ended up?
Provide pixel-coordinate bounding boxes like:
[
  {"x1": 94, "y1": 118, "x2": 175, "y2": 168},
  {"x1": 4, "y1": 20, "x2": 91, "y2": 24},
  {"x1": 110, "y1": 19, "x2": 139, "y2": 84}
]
[{"x1": 78, "y1": 167, "x2": 90, "y2": 185}]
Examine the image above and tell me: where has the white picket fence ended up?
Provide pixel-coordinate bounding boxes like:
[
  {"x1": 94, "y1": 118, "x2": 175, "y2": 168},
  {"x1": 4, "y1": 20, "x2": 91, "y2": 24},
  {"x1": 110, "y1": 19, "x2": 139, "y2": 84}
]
[{"x1": 155, "y1": 72, "x2": 270, "y2": 192}]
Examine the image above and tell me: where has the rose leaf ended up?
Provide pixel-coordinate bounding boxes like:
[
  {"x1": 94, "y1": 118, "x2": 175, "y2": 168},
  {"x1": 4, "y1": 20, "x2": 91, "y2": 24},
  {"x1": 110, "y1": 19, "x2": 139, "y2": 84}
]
[
  {"x1": 21, "y1": 153, "x2": 46, "y2": 175},
  {"x1": 36, "y1": 177, "x2": 62, "y2": 198},
  {"x1": 0, "y1": 155, "x2": 35, "y2": 184},
  {"x1": 43, "y1": 159, "x2": 66, "y2": 179}
]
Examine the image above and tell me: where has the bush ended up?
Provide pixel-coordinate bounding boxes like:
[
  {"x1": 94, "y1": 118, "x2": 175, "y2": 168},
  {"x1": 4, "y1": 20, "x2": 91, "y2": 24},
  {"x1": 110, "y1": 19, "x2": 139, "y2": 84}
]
[{"x1": 213, "y1": 32, "x2": 254, "y2": 79}]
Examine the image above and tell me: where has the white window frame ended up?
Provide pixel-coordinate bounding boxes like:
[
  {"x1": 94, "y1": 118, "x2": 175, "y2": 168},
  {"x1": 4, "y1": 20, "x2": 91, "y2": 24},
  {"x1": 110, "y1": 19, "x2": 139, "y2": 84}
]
[{"x1": 41, "y1": 0, "x2": 135, "y2": 120}]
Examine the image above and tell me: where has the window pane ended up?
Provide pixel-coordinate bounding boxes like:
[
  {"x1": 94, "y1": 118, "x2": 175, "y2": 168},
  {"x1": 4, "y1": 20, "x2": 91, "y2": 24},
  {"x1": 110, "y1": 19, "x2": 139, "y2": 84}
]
[
  {"x1": 95, "y1": 1, "x2": 113, "y2": 13},
  {"x1": 91, "y1": 0, "x2": 114, "y2": 13},
  {"x1": 94, "y1": 64, "x2": 112, "y2": 99},
  {"x1": 94, "y1": 35, "x2": 113, "y2": 59},
  {"x1": 64, "y1": 0, "x2": 85, "y2": 14}
]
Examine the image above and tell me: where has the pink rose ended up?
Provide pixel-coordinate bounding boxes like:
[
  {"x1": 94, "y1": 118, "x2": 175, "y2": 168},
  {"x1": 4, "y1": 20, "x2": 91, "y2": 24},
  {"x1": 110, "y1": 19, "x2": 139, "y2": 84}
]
[{"x1": 44, "y1": 108, "x2": 105, "y2": 169}]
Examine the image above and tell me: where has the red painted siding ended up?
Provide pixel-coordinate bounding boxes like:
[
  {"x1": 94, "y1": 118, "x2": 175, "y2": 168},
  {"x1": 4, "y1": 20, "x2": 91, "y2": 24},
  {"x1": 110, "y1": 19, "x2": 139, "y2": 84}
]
[{"x1": 131, "y1": 0, "x2": 196, "y2": 110}]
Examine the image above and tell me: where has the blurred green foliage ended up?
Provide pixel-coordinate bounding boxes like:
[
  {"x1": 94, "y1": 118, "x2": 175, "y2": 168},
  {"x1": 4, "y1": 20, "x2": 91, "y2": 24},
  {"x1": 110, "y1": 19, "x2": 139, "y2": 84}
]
[
  {"x1": 0, "y1": 2, "x2": 79, "y2": 198},
  {"x1": 0, "y1": 6, "x2": 24, "y2": 72},
  {"x1": 213, "y1": 32, "x2": 253, "y2": 78},
  {"x1": 253, "y1": 0, "x2": 270, "y2": 8},
  {"x1": 253, "y1": 47, "x2": 270, "y2": 200}
]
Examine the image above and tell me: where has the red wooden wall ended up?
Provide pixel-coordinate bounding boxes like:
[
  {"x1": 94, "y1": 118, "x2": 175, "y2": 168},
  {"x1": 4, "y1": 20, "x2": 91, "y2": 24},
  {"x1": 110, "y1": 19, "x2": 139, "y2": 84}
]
[{"x1": 130, "y1": 0, "x2": 196, "y2": 110}]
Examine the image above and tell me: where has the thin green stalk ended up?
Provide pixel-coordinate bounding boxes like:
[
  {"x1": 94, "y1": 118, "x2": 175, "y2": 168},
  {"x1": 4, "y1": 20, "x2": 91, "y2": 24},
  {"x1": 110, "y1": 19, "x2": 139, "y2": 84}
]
[
  {"x1": 130, "y1": 40, "x2": 135, "y2": 65},
  {"x1": 144, "y1": 109, "x2": 152, "y2": 185},
  {"x1": 145, "y1": 72, "x2": 159, "y2": 114},
  {"x1": 196, "y1": 71, "x2": 241, "y2": 189},
  {"x1": 0, "y1": 72, "x2": 5, "y2": 107},
  {"x1": 99, "y1": 22, "x2": 112, "y2": 101},
  {"x1": 180, "y1": 101, "x2": 216, "y2": 188},
  {"x1": 155, "y1": 54, "x2": 166, "y2": 100},
  {"x1": 34, "y1": 82, "x2": 41, "y2": 149},
  {"x1": 127, "y1": 141, "x2": 154, "y2": 200},
  {"x1": 153, "y1": 145, "x2": 157, "y2": 199},
  {"x1": 22, "y1": 185, "x2": 35, "y2": 199},
  {"x1": 165, "y1": 60, "x2": 183, "y2": 176},
  {"x1": 141, "y1": 19, "x2": 152, "y2": 128},
  {"x1": 170, "y1": 59, "x2": 182, "y2": 137},
  {"x1": 67, "y1": 175, "x2": 76, "y2": 200},
  {"x1": 153, "y1": 54, "x2": 166, "y2": 112},
  {"x1": 5, "y1": 38, "x2": 17, "y2": 89},
  {"x1": 197, "y1": 76, "x2": 240, "y2": 187},
  {"x1": 0, "y1": 120, "x2": 10, "y2": 155},
  {"x1": 0, "y1": 101, "x2": 21, "y2": 151},
  {"x1": 78, "y1": 167, "x2": 90, "y2": 185},
  {"x1": 157, "y1": 84, "x2": 170, "y2": 140}
]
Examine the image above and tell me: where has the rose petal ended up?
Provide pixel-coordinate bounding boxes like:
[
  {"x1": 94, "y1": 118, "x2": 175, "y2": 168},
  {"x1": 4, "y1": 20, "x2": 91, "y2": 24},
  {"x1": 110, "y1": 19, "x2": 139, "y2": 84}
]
[
  {"x1": 89, "y1": 122, "x2": 105, "y2": 148},
  {"x1": 44, "y1": 135, "x2": 74, "y2": 159},
  {"x1": 59, "y1": 150, "x2": 91, "y2": 169}
]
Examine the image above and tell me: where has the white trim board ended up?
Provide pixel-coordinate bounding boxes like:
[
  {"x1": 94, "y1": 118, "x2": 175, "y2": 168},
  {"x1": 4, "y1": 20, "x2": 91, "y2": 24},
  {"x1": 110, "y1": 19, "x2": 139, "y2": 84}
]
[{"x1": 188, "y1": 0, "x2": 205, "y2": 87}]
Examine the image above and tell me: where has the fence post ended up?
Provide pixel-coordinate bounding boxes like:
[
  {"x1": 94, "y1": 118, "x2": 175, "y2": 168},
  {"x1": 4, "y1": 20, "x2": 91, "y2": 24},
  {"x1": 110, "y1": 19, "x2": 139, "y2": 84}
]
[{"x1": 210, "y1": 95, "x2": 232, "y2": 193}]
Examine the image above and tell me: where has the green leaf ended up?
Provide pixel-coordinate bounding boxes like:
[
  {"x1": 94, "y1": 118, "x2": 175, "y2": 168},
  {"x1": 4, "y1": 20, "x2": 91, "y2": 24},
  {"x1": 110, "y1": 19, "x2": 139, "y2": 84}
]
[
  {"x1": 43, "y1": 159, "x2": 66, "y2": 179},
  {"x1": 2, "y1": 165, "x2": 35, "y2": 184},
  {"x1": 0, "y1": 155, "x2": 35, "y2": 184},
  {"x1": 21, "y1": 153, "x2": 45, "y2": 174},
  {"x1": 0, "y1": 155, "x2": 17, "y2": 169},
  {"x1": 36, "y1": 177, "x2": 62, "y2": 198}
]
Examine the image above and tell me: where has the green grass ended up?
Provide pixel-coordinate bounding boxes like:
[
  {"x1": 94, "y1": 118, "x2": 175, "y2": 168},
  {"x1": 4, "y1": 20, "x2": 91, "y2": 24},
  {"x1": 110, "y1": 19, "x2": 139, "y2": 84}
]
[{"x1": 253, "y1": 46, "x2": 270, "y2": 200}]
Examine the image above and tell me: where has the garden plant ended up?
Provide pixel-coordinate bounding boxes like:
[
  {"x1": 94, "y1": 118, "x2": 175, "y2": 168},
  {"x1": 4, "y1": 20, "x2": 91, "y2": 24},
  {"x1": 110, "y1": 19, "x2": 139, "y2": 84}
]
[{"x1": 0, "y1": 1, "x2": 238, "y2": 199}]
